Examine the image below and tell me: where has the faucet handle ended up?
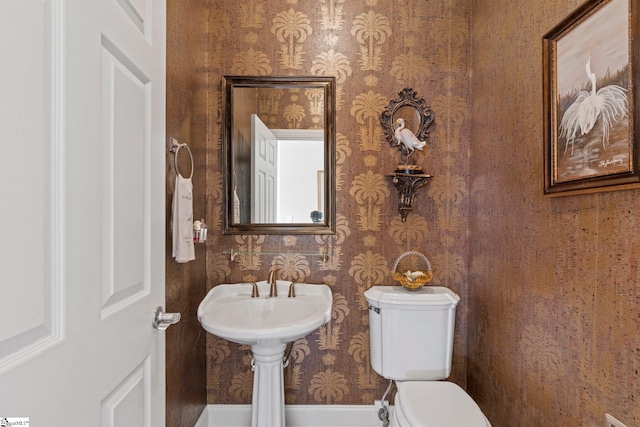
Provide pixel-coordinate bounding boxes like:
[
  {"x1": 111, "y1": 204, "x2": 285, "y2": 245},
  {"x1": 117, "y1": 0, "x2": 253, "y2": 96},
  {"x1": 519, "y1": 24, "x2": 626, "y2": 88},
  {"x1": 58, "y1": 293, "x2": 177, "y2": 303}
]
[
  {"x1": 288, "y1": 281, "x2": 296, "y2": 298},
  {"x1": 251, "y1": 282, "x2": 259, "y2": 298}
]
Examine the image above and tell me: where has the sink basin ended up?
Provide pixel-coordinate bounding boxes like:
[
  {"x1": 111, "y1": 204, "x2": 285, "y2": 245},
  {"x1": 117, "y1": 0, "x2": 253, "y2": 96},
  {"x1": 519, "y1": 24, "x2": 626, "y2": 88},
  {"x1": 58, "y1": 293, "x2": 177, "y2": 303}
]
[
  {"x1": 197, "y1": 281, "x2": 332, "y2": 345},
  {"x1": 197, "y1": 281, "x2": 333, "y2": 427}
]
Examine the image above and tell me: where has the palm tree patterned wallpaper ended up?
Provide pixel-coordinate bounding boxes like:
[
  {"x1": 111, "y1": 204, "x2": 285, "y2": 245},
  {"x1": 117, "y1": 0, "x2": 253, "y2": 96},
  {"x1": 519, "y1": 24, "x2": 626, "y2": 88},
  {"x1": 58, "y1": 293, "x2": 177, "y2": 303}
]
[{"x1": 204, "y1": 0, "x2": 470, "y2": 405}]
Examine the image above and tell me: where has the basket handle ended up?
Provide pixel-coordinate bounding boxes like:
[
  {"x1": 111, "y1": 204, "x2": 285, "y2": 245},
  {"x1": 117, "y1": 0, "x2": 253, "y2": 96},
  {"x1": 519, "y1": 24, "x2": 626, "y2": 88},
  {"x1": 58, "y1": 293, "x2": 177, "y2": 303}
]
[{"x1": 392, "y1": 251, "x2": 432, "y2": 273}]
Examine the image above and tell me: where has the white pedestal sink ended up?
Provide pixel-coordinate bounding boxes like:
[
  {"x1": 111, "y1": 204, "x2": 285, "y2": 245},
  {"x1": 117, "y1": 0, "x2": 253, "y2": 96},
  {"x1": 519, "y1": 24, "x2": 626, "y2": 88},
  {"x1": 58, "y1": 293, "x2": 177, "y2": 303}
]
[{"x1": 197, "y1": 281, "x2": 333, "y2": 427}]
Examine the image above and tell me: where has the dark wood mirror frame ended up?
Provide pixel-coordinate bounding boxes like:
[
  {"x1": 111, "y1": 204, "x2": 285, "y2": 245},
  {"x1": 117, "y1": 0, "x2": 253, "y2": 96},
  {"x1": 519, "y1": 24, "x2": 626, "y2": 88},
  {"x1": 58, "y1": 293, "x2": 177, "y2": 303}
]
[{"x1": 222, "y1": 76, "x2": 336, "y2": 235}]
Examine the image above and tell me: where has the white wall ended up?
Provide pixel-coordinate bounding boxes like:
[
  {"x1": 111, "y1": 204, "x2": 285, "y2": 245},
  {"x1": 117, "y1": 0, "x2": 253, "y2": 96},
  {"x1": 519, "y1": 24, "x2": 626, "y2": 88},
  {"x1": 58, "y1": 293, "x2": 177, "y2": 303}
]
[{"x1": 277, "y1": 139, "x2": 324, "y2": 223}]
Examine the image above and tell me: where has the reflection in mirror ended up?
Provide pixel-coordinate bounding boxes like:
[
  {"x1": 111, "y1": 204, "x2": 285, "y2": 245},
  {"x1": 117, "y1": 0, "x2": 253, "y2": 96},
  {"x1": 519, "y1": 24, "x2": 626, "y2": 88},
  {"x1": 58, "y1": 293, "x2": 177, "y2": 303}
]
[{"x1": 222, "y1": 76, "x2": 336, "y2": 235}]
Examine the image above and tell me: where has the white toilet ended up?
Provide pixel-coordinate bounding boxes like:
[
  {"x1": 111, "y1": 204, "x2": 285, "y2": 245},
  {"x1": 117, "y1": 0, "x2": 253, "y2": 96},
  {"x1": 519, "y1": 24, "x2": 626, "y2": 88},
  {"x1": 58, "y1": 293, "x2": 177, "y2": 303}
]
[{"x1": 365, "y1": 286, "x2": 491, "y2": 427}]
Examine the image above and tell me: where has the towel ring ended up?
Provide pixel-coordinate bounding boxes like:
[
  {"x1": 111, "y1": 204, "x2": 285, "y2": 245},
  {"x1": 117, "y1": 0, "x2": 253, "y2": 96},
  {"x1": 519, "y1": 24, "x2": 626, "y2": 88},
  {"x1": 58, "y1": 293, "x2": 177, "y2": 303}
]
[{"x1": 171, "y1": 142, "x2": 194, "y2": 179}]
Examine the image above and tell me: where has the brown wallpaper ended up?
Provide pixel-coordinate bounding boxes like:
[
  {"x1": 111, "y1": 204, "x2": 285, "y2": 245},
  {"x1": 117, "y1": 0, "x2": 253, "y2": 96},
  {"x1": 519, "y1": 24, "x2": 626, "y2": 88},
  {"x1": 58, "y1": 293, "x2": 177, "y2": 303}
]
[
  {"x1": 204, "y1": 0, "x2": 472, "y2": 407},
  {"x1": 166, "y1": 0, "x2": 209, "y2": 425},
  {"x1": 468, "y1": 1, "x2": 640, "y2": 426},
  {"x1": 167, "y1": 0, "x2": 640, "y2": 424}
]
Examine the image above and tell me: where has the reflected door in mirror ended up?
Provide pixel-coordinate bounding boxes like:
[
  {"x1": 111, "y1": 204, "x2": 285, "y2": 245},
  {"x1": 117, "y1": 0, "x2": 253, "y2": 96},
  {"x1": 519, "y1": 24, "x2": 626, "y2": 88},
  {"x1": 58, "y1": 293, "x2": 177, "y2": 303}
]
[{"x1": 251, "y1": 114, "x2": 277, "y2": 223}]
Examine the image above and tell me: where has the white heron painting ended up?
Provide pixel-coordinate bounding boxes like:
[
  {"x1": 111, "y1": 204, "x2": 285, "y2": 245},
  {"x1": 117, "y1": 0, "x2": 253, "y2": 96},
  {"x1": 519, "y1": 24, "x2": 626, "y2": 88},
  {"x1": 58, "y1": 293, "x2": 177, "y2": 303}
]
[
  {"x1": 553, "y1": 0, "x2": 631, "y2": 183},
  {"x1": 559, "y1": 52, "x2": 628, "y2": 155}
]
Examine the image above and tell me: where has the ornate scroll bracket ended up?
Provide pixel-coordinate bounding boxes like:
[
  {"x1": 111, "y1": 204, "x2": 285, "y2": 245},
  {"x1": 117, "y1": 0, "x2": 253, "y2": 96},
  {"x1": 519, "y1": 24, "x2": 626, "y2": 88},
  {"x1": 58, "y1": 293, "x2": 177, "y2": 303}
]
[
  {"x1": 380, "y1": 88, "x2": 435, "y2": 220},
  {"x1": 385, "y1": 172, "x2": 432, "y2": 221}
]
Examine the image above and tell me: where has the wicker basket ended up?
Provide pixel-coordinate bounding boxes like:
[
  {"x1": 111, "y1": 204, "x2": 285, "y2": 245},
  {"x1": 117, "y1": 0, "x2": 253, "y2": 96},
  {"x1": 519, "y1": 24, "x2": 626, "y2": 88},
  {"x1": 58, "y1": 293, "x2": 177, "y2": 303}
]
[{"x1": 391, "y1": 251, "x2": 433, "y2": 290}]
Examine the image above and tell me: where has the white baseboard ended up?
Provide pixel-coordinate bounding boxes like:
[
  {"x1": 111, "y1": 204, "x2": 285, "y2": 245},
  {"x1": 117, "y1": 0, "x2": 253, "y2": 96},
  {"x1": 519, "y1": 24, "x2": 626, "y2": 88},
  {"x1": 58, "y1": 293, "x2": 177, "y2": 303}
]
[{"x1": 194, "y1": 404, "x2": 391, "y2": 427}]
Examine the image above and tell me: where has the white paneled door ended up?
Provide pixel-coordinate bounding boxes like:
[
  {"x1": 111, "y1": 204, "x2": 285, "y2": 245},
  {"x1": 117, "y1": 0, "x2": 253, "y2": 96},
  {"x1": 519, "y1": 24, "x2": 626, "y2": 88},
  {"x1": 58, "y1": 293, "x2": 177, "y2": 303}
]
[
  {"x1": 251, "y1": 114, "x2": 278, "y2": 223},
  {"x1": 0, "y1": 0, "x2": 167, "y2": 426}
]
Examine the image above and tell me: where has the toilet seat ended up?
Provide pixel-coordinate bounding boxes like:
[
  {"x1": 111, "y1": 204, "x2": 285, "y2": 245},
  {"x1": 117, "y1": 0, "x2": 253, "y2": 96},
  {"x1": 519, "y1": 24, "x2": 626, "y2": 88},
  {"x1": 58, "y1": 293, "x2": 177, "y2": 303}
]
[{"x1": 393, "y1": 381, "x2": 491, "y2": 427}]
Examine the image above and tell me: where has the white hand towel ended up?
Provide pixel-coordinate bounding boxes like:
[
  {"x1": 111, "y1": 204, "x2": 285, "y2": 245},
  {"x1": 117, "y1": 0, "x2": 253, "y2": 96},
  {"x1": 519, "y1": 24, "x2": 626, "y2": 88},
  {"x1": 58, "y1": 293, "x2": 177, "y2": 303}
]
[
  {"x1": 233, "y1": 189, "x2": 241, "y2": 223},
  {"x1": 172, "y1": 174, "x2": 195, "y2": 263}
]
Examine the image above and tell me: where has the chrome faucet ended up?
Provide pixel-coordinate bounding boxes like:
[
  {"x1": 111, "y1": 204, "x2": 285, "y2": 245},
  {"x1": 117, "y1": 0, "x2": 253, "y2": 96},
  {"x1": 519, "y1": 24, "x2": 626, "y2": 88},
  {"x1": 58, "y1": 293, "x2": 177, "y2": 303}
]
[
  {"x1": 251, "y1": 282, "x2": 259, "y2": 298},
  {"x1": 268, "y1": 269, "x2": 278, "y2": 297}
]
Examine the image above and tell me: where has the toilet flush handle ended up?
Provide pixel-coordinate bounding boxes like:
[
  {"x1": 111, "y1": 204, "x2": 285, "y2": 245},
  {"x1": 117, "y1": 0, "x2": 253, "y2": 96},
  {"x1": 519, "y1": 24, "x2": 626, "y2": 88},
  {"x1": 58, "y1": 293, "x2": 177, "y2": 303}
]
[{"x1": 153, "y1": 306, "x2": 181, "y2": 331}]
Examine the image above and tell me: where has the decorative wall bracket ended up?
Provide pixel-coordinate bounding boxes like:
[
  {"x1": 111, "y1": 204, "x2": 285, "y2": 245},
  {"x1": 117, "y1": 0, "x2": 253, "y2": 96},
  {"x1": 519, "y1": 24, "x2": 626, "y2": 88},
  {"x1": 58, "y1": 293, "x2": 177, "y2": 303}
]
[
  {"x1": 386, "y1": 172, "x2": 432, "y2": 221},
  {"x1": 380, "y1": 87, "x2": 434, "y2": 165},
  {"x1": 380, "y1": 88, "x2": 435, "y2": 220}
]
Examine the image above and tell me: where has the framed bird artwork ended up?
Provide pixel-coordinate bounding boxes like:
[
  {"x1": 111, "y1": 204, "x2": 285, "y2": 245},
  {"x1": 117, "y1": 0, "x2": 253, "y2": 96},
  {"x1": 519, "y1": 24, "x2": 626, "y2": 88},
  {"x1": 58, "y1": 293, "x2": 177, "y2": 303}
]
[
  {"x1": 543, "y1": 0, "x2": 640, "y2": 194},
  {"x1": 380, "y1": 87, "x2": 434, "y2": 172}
]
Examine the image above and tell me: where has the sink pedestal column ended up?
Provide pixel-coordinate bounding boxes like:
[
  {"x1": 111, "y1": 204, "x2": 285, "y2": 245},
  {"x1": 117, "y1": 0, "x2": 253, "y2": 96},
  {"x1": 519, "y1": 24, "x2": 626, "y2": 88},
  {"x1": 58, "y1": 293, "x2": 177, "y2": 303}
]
[{"x1": 250, "y1": 343, "x2": 287, "y2": 427}]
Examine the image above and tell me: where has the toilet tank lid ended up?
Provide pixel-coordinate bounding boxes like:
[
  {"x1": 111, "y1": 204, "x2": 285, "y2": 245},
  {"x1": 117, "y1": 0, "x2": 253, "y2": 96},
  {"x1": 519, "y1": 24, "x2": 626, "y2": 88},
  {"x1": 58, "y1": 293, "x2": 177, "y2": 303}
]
[{"x1": 364, "y1": 286, "x2": 459, "y2": 308}]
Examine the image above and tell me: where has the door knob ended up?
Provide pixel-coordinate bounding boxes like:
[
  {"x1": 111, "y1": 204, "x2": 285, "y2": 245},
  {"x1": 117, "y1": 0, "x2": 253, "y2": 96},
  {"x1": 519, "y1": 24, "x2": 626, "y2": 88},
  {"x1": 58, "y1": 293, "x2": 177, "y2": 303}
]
[{"x1": 153, "y1": 306, "x2": 181, "y2": 331}]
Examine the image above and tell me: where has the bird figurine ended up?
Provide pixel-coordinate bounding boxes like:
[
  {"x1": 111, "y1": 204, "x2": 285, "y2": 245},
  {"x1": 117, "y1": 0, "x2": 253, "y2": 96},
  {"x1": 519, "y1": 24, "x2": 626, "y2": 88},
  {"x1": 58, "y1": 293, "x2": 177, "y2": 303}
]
[
  {"x1": 394, "y1": 118, "x2": 426, "y2": 161},
  {"x1": 402, "y1": 270, "x2": 426, "y2": 282}
]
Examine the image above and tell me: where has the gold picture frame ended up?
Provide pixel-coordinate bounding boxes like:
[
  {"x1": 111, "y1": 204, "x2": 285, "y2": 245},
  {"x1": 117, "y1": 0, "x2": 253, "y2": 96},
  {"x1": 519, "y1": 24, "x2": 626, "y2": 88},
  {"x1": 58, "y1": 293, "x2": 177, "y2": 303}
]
[{"x1": 543, "y1": 0, "x2": 640, "y2": 194}]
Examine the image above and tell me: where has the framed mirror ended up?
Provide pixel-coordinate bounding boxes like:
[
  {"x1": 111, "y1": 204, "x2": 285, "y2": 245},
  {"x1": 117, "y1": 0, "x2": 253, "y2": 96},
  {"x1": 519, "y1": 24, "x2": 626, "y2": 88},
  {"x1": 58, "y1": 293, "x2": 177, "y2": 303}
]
[{"x1": 222, "y1": 76, "x2": 336, "y2": 235}]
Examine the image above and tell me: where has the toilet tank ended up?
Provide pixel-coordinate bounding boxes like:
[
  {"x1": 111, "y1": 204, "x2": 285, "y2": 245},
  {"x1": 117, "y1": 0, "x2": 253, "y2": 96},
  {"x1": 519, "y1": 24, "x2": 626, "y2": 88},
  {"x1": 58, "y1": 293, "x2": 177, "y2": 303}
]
[{"x1": 364, "y1": 286, "x2": 459, "y2": 381}]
